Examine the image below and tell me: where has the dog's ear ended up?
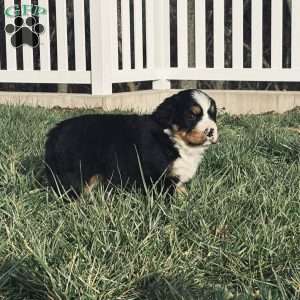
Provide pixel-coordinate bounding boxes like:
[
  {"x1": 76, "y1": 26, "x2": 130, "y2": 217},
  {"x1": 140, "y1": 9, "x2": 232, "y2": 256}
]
[
  {"x1": 152, "y1": 96, "x2": 177, "y2": 128},
  {"x1": 208, "y1": 98, "x2": 217, "y2": 122}
]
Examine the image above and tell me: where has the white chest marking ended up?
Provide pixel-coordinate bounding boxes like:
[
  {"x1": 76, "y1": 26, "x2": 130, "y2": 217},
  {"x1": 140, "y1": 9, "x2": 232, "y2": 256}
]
[
  {"x1": 170, "y1": 136, "x2": 208, "y2": 184},
  {"x1": 164, "y1": 90, "x2": 217, "y2": 184}
]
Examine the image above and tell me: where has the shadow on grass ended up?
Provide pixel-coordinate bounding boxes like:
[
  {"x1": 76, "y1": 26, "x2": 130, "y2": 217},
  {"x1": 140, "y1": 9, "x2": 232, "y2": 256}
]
[
  {"x1": 0, "y1": 258, "x2": 59, "y2": 300},
  {"x1": 134, "y1": 273, "x2": 225, "y2": 300},
  {"x1": 256, "y1": 138, "x2": 300, "y2": 164}
]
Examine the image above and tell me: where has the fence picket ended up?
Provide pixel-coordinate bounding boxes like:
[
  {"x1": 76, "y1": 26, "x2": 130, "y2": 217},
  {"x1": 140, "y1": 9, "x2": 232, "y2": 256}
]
[
  {"x1": 55, "y1": 0, "x2": 68, "y2": 70},
  {"x1": 195, "y1": 0, "x2": 206, "y2": 68},
  {"x1": 252, "y1": 0, "x2": 263, "y2": 68},
  {"x1": 271, "y1": 0, "x2": 283, "y2": 69},
  {"x1": 214, "y1": 0, "x2": 224, "y2": 68},
  {"x1": 152, "y1": 0, "x2": 170, "y2": 89},
  {"x1": 292, "y1": 0, "x2": 300, "y2": 68},
  {"x1": 232, "y1": 0, "x2": 243, "y2": 68},
  {"x1": 39, "y1": 0, "x2": 51, "y2": 71},
  {"x1": 21, "y1": 0, "x2": 34, "y2": 70},
  {"x1": 177, "y1": 0, "x2": 188, "y2": 68},
  {"x1": 111, "y1": 0, "x2": 119, "y2": 71},
  {"x1": 73, "y1": 0, "x2": 86, "y2": 71},
  {"x1": 4, "y1": 0, "x2": 17, "y2": 70},
  {"x1": 134, "y1": 0, "x2": 143, "y2": 69},
  {"x1": 121, "y1": 0, "x2": 131, "y2": 70},
  {"x1": 146, "y1": 0, "x2": 154, "y2": 69},
  {"x1": 90, "y1": 0, "x2": 113, "y2": 94}
]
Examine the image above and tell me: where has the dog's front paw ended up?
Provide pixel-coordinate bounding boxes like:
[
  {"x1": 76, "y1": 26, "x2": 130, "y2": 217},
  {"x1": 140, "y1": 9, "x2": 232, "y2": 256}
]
[{"x1": 176, "y1": 184, "x2": 188, "y2": 196}]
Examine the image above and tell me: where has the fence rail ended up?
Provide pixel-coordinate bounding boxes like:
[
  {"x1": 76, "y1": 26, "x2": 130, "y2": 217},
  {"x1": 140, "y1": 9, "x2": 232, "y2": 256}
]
[{"x1": 0, "y1": 0, "x2": 299, "y2": 95}]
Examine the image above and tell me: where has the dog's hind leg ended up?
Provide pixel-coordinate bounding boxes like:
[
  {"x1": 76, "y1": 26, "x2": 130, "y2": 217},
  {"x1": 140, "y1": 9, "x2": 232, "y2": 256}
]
[
  {"x1": 53, "y1": 171, "x2": 82, "y2": 198},
  {"x1": 84, "y1": 175, "x2": 102, "y2": 194}
]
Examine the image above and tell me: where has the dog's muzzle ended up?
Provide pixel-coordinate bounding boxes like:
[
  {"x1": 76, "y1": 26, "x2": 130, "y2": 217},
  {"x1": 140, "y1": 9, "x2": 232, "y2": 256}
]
[
  {"x1": 195, "y1": 120, "x2": 218, "y2": 144},
  {"x1": 204, "y1": 126, "x2": 218, "y2": 144}
]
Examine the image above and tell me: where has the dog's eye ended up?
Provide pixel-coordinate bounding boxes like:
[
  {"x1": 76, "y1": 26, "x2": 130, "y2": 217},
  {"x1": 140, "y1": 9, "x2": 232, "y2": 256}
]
[{"x1": 186, "y1": 113, "x2": 197, "y2": 121}]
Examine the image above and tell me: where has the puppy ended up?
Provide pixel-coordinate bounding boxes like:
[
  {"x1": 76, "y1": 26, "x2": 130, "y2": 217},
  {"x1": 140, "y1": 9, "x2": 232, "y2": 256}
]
[{"x1": 45, "y1": 89, "x2": 218, "y2": 197}]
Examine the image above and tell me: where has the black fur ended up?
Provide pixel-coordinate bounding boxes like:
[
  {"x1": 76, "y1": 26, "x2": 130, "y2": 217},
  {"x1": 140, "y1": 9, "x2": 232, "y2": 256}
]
[{"x1": 45, "y1": 89, "x2": 217, "y2": 196}]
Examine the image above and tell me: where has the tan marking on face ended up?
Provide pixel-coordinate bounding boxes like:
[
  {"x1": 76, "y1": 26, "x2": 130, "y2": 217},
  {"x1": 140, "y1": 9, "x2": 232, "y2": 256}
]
[
  {"x1": 191, "y1": 105, "x2": 202, "y2": 115},
  {"x1": 175, "y1": 130, "x2": 207, "y2": 146}
]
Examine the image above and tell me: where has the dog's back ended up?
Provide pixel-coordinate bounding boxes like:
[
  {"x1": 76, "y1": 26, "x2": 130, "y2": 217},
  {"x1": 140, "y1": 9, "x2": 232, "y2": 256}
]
[{"x1": 45, "y1": 114, "x2": 176, "y2": 196}]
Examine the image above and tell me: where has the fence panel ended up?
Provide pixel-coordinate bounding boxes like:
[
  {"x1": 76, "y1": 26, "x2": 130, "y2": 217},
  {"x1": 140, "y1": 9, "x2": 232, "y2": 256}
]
[
  {"x1": 1, "y1": 0, "x2": 300, "y2": 94},
  {"x1": 0, "y1": 0, "x2": 90, "y2": 84}
]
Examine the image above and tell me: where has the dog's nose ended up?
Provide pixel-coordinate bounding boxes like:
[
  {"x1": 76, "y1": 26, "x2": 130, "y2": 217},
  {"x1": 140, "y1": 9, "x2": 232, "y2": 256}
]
[{"x1": 206, "y1": 128, "x2": 214, "y2": 137}]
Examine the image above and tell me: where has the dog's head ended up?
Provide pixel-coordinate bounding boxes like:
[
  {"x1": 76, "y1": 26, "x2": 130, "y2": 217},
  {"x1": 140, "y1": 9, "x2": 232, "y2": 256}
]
[{"x1": 152, "y1": 89, "x2": 218, "y2": 145}]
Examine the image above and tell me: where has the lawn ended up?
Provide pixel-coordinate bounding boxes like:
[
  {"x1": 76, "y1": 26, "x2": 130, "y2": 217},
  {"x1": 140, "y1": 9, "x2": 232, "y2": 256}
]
[{"x1": 0, "y1": 104, "x2": 299, "y2": 300}]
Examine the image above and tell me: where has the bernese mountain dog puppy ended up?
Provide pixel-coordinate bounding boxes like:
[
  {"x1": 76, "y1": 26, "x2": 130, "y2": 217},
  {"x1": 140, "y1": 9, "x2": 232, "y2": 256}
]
[{"x1": 45, "y1": 89, "x2": 218, "y2": 197}]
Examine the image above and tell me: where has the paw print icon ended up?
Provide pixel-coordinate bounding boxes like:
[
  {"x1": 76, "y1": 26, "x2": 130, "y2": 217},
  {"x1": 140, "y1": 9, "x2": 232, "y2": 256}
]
[{"x1": 5, "y1": 16, "x2": 45, "y2": 48}]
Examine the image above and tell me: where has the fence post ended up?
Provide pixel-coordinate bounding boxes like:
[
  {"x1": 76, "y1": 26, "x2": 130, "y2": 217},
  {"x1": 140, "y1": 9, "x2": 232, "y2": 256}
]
[
  {"x1": 90, "y1": 0, "x2": 113, "y2": 95},
  {"x1": 153, "y1": 0, "x2": 171, "y2": 90}
]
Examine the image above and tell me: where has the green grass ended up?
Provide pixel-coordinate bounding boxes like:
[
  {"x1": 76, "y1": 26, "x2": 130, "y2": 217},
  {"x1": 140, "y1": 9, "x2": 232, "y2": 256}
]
[{"x1": 0, "y1": 104, "x2": 299, "y2": 300}]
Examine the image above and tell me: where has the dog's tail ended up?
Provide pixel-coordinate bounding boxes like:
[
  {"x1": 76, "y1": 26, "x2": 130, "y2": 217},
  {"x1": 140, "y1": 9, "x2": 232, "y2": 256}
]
[
  {"x1": 45, "y1": 124, "x2": 80, "y2": 199},
  {"x1": 45, "y1": 126, "x2": 61, "y2": 194}
]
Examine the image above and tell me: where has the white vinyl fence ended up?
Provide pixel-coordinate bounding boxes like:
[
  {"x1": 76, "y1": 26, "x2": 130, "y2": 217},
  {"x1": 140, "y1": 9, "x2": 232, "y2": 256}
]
[{"x1": 0, "y1": 0, "x2": 299, "y2": 95}]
